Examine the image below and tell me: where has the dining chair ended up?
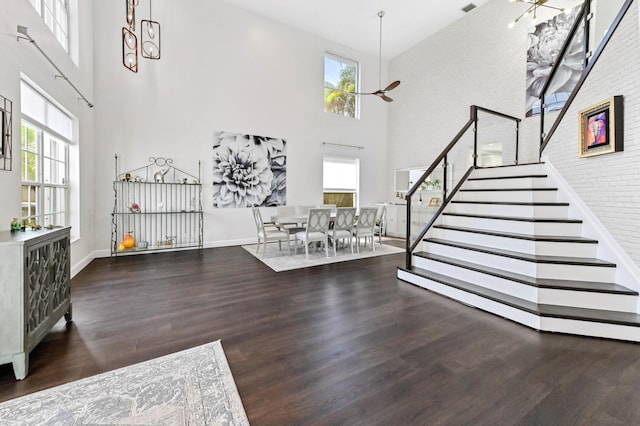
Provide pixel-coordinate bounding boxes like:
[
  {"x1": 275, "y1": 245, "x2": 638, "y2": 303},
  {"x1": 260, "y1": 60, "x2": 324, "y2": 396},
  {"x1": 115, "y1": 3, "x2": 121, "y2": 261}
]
[
  {"x1": 374, "y1": 204, "x2": 387, "y2": 245},
  {"x1": 327, "y1": 207, "x2": 356, "y2": 256},
  {"x1": 276, "y1": 205, "x2": 305, "y2": 237},
  {"x1": 252, "y1": 207, "x2": 290, "y2": 257},
  {"x1": 297, "y1": 205, "x2": 315, "y2": 215},
  {"x1": 295, "y1": 208, "x2": 331, "y2": 259},
  {"x1": 352, "y1": 207, "x2": 377, "y2": 252},
  {"x1": 320, "y1": 204, "x2": 337, "y2": 213}
]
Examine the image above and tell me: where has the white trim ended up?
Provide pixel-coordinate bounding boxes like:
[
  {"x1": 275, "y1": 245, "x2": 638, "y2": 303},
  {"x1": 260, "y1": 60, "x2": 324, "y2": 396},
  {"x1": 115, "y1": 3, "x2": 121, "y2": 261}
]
[
  {"x1": 71, "y1": 250, "x2": 96, "y2": 278},
  {"x1": 543, "y1": 159, "x2": 640, "y2": 301}
]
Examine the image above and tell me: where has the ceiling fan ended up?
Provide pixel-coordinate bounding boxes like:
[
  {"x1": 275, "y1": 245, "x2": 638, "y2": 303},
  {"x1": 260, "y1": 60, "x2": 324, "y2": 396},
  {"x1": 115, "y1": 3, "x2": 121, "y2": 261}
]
[{"x1": 355, "y1": 11, "x2": 401, "y2": 103}]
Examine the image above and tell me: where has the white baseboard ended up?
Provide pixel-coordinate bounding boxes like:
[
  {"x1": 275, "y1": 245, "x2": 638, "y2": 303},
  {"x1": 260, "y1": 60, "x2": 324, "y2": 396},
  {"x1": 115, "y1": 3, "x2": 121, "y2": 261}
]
[
  {"x1": 543, "y1": 160, "x2": 640, "y2": 297},
  {"x1": 71, "y1": 251, "x2": 98, "y2": 278}
]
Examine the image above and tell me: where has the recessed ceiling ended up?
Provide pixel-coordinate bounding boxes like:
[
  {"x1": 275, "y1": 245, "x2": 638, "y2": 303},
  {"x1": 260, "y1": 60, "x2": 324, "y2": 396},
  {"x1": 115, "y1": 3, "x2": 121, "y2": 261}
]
[{"x1": 220, "y1": 0, "x2": 492, "y2": 59}]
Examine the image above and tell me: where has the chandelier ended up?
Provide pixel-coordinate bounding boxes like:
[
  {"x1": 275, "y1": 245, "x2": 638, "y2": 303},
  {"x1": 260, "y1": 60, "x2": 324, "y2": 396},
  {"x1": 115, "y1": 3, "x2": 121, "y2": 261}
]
[
  {"x1": 122, "y1": 0, "x2": 161, "y2": 73},
  {"x1": 508, "y1": 0, "x2": 565, "y2": 28}
]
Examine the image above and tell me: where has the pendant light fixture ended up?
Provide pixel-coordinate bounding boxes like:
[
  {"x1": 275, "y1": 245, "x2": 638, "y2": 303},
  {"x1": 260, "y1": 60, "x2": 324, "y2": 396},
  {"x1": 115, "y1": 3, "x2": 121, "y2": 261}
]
[
  {"x1": 354, "y1": 11, "x2": 401, "y2": 102},
  {"x1": 122, "y1": 0, "x2": 161, "y2": 72},
  {"x1": 141, "y1": 0, "x2": 161, "y2": 59},
  {"x1": 508, "y1": 0, "x2": 565, "y2": 28}
]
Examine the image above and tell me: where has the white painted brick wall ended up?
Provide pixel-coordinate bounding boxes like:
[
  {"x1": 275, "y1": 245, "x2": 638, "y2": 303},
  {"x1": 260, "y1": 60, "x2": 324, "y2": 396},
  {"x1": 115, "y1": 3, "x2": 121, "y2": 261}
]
[
  {"x1": 544, "y1": 3, "x2": 640, "y2": 265},
  {"x1": 389, "y1": 0, "x2": 640, "y2": 266}
]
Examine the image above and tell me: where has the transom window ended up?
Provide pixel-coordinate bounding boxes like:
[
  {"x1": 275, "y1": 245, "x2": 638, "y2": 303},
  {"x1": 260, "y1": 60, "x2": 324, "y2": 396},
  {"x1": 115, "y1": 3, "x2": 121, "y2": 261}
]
[
  {"x1": 324, "y1": 53, "x2": 359, "y2": 119},
  {"x1": 323, "y1": 157, "x2": 359, "y2": 208},
  {"x1": 20, "y1": 81, "x2": 72, "y2": 228},
  {"x1": 27, "y1": 0, "x2": 69, "y2": 52}
]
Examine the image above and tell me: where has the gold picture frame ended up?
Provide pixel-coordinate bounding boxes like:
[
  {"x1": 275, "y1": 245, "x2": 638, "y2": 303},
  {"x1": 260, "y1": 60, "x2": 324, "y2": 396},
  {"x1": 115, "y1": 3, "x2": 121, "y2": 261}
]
[
  {"x1": 428, "y1": 197, "x2": 440, "y2": 207},
  {"x1": 579, "y1": 96, "x2": 623, "y2": 158}
]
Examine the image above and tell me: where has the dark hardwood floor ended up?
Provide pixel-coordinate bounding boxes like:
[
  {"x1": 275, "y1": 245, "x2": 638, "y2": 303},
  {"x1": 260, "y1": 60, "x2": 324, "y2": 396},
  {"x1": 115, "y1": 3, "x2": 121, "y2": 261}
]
[{"x1": 2, "y1": 243, "x2": 640, "y2": 424}]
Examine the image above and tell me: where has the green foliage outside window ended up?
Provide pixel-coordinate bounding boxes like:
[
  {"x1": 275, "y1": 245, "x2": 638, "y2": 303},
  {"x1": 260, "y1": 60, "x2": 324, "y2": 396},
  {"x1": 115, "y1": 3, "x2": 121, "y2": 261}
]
[{"x1": 324, "y1": 54, "x2": 358, "y2": 118}]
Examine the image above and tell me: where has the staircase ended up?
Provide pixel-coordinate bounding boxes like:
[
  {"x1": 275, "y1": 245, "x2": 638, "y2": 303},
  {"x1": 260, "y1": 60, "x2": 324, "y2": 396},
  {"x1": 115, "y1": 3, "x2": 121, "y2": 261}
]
[{"x1": 398, "y1": 163, "x2": 640, "y2": 342}]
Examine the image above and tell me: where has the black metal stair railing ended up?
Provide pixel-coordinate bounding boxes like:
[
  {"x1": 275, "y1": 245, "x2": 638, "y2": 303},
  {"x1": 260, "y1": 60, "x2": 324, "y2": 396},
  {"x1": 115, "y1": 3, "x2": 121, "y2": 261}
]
[
  {"x1": 539, "y1": 0, "x2": 634, "y2": 156},
  {"x1": 404, "y1": 105, "x2": 520, "y2": 269}
]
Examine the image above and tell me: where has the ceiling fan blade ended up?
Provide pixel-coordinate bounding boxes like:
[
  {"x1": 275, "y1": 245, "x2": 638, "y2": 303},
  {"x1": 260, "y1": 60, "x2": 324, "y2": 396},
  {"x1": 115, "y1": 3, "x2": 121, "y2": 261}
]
[
  {"x1": 380, "y1": 94, "x2": 394, "y2": 102},
  {"x1": 383, "y1": 80, "x2": 401, "y2": 92}
]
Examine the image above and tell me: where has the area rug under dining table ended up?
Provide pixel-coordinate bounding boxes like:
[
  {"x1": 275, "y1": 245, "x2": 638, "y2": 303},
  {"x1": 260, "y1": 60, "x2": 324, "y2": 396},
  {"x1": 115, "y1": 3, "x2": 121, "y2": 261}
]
[
  {"x1": 243, "y1": 238, "x2": 404, "y2": 272},
  {"x1": 0, "y1": 340, "x2": 249, "y2": 425}
]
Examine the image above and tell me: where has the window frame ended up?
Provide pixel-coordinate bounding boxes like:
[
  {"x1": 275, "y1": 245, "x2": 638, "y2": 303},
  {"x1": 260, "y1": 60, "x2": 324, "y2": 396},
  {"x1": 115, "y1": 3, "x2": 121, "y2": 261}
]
[
  {"x1": 322, "y1": 156, "x2": 360, "y2": 209},
  {"x1": 27, "y1": 0, "x2": 70, "y2": 53},
  {"x1": 20, "y1": 81, "x2": 72, "y2": 229},
  {"x1": 324, "y1": 52, "x2": 360, "y2": 119}
]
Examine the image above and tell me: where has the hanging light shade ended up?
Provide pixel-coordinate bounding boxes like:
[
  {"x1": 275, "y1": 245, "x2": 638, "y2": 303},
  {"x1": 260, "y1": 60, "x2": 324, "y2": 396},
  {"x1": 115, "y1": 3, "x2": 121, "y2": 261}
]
[
  {"x1": 122, "y1": 27, "x2": 138, "y2": 73},
  {"x1": 141, "y1": 0, "x2": 160, "y2": 59},
  {"x1": 126, "y1": 0, "x2": 137, "y2": 30},
  {"x1": 141, "y1": 20, "x2": 160, "y2": 59}
]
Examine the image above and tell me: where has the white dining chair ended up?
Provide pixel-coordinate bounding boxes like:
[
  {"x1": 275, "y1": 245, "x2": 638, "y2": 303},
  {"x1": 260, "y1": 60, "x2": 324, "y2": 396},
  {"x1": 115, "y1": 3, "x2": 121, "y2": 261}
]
[
  {"x1": 327, "y1": 207, "x2": 356, "y2": 256},
  {"x1": 353, "y1": 207, "x2": 377, "y2": 252},
  {"x1": 374, "y1": 204, "x2": 387, "y2": 245},
  {"x1": 276, "y1": 205, "x2": 305, "y2": 237},
  {"x1": 252, "y1": 207, "x2": 290, "y2": 256},
  {"x1": 320, "y1": 204, "x2": 337, "y2": 213},
  {"x1": 295, "y1": 208, "x2": 331, "y2": 259}
]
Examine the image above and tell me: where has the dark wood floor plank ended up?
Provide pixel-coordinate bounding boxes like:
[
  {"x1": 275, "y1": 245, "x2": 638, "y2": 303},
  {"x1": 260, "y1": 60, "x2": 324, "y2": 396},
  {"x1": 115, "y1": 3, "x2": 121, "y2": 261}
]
[{"x1": 1, "y1": 243, "x2": 640, "y2": 425}]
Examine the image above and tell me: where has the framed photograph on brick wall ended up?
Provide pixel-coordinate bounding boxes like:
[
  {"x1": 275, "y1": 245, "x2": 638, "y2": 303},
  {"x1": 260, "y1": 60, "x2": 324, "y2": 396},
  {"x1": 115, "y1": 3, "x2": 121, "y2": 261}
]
[{"x1": 579, "y1": 96, "x2": 623, "y2": 158}]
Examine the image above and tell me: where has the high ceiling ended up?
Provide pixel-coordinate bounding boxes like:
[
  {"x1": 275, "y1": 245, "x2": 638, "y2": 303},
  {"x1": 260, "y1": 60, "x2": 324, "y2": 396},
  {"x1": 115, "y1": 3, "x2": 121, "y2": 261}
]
[{"x1": 220, "y1": 0, "x2": 492, "y2": 59}]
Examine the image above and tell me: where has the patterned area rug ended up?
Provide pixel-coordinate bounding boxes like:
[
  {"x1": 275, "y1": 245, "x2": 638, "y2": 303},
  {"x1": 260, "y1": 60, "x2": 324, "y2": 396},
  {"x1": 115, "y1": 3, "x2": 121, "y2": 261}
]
[
  {"x1": 0, "y1": 341, "x2": 249, "y2": 425},
  {"x1": 243, "y1": 238, "x2": 404, "y2": 272}
]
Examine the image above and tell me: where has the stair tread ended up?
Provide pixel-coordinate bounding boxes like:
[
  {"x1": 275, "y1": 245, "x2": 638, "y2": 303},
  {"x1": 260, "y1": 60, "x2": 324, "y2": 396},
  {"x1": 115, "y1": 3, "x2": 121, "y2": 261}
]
[
  {"x1": 433, "y1": 224, "x2": 598, "y2": 244},
  {"x1": 468, "y1": 174, "x2": 548, "y2": 181},
  {"x1": 460, "y1": 188, "x2": 557, "y2": 192},
  {"x1": 443, "y1": 212, "x2": 582, "y2": 223},
  {"x1": 401, "y1": 266, "x2": 640, "y2": 326},
  {"x1": 451, "y1": 200, "x2": 569, "y2": 206},
  {"x1": 413, "y1": 252, "x2": 637, "y2": 295},
  {"x1": 424, "y1": 238, "x2": 616, "y2": 267}
]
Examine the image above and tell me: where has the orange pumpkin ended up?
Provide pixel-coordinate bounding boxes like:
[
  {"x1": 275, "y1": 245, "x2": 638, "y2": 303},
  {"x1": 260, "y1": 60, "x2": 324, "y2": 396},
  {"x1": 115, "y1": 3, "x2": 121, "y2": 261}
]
[{"x1": 122, "y1": 232, "x2": 136, "y2": 249}]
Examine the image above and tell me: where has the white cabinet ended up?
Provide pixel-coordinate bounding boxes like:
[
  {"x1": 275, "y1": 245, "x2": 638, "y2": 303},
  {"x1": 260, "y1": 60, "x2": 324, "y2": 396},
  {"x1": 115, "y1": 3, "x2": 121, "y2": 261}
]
[
  {"x1": 386, "y1": 204, "x2": 407, "y2": 238},
  {"x1": 0, "y1": 227, "x2": 71, "y2": 380}
]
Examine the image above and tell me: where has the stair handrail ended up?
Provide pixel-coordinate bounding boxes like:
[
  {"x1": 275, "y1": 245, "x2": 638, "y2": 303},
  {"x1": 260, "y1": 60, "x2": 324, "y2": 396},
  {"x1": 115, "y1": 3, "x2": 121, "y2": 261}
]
[
  {"x1": 405, "y1": 105, "x2": 521, "y2": 268},
  {"x1": 539, "y1": 0, "x2": 634, "y2": 156}
]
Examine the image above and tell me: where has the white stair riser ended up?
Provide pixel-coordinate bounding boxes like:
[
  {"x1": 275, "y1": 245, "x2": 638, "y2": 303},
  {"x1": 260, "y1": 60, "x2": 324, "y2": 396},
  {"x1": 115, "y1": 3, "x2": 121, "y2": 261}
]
[
  {"x1": 412, "y1": 256, "x2": 637, "y2": 312},
  {"x1": 398, "y1": 270, "x2": 640, "y2": 342},
  {"x1": 440, "y1": 215, "x2": 583, "y2": 236},
  {"x1": 448, "y1": 202, "x2": 569, "y2": 219},
  {"x1": 538, "y1": 288, "x2": 638, "y2": 313},
  {"x1": 465, "y1": 177, "x2": 549, "y2": 190},
  {"x1": 431, "y1": 228, "x2": 598, "y2": 258},
  {"x1": 540, "y1": 317, "x2": 640, "y2": 342},
  {"x1": 397, "y1": 269, "x2": 542, "y2": 328},
  {"x1": 412, "y1": 255, "x2": 539, "y2": 301},
  {"x1": 472, "y1": 164, "x2": 545, "y2": 179},
  {"x1": 422, "y1": 241, "x2": 616, "y2": 282},
  {"x1": 457, "y1": 190, "x2": 558, "y2": 203}
]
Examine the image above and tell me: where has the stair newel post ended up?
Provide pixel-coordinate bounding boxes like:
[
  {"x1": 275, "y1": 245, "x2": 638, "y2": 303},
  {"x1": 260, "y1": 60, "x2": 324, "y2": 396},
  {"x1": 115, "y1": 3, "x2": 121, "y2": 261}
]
[
  {"x1": 442, "y1": 156, "x2": 448, "y2": 201},
  {"x1": 515, "y1": 120, "x2": 520, "y2": 165},
  {"x1": 471, "y1": 106, "x2": 478, "y2": 168},
  {"x1": 405, "y1": 194, "x2": 412, "y2": 269}
]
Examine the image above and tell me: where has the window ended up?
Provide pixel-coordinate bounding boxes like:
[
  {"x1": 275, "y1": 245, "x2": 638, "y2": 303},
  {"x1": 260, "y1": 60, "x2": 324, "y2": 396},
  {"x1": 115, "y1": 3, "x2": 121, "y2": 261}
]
[
  {"x1": 324, "y1": 53, "x2": 359, "y2": 119},
  {"x1": 27, "y1": 0, "x2": 69, "y2": 52},
  {"x1": 20, "y1": 81, "x2": 72, "y2": 228},
  {"x1": 323, "y1": 157, "x2": 359, "y2": 208}
]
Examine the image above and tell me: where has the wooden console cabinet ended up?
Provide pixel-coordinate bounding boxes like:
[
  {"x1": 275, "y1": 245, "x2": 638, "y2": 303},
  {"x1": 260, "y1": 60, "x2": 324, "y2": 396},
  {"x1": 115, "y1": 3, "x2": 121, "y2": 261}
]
[{"x1": 0, "y1": 227, "x2": 71, "y2": 380}]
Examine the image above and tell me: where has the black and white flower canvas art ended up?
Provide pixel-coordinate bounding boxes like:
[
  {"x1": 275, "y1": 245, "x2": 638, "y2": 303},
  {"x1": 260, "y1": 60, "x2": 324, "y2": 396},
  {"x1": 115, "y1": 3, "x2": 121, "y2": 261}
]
[
  {"x1": 212, "y1": 131, "x2": 286, "y2": 208},
  {"x1": 525, "y1": 5, "x2": 582, "y2": 117}
]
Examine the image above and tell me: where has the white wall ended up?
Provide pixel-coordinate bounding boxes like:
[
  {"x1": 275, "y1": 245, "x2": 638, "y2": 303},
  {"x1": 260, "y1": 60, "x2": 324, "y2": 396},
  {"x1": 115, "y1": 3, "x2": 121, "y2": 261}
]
[
  {"x1": 543, "y1": 3, "x2": 640, "y2": 265},
  {"x1": 0, "y1": 0, "x2": 96, "y2": 273},
  {"x1": 388, "y1": 0, "x2": 537, "y2": 189},
  {"x1": 92, "y1": 0, "x2": 390, "y2": 252},
  {"x1": 388, "y1": 0, "x2": 640, "y2": 268}
]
